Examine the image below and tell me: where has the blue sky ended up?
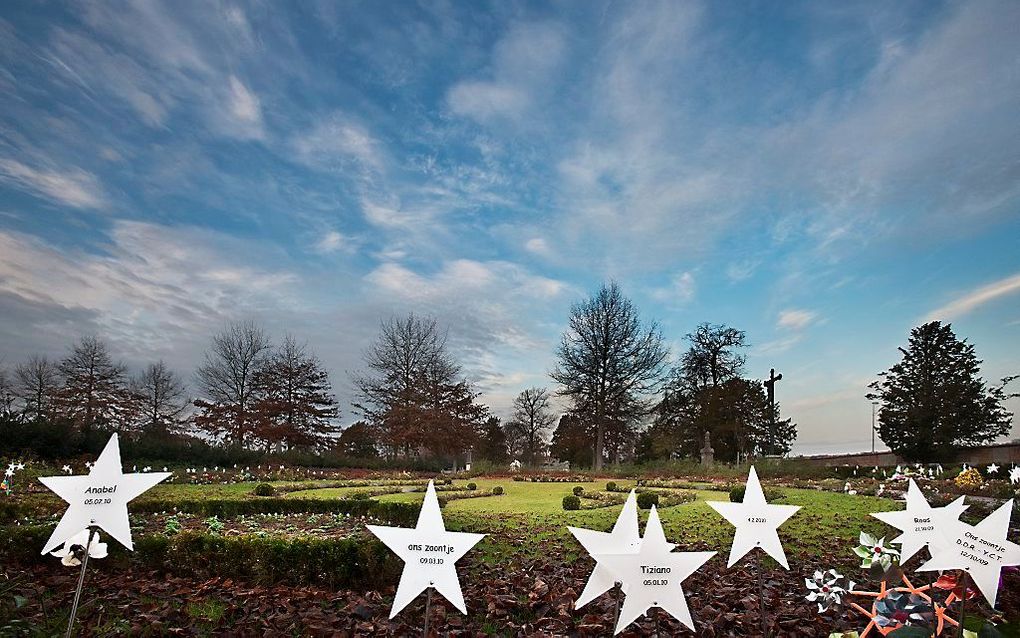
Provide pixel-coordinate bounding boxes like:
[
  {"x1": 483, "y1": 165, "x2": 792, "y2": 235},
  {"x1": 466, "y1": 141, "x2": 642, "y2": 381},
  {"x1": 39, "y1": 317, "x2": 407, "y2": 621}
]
[{"x1": 1, "y1": 0, "x2": 1018, "y2": 454}]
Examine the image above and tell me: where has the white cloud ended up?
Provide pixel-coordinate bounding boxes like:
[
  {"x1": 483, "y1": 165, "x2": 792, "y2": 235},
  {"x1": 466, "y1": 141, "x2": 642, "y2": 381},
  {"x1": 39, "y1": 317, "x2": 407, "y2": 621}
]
[
  {"x1": 314, "y1": 231, "x2": 349, "y2": 254},
  {"x1": 924, "y1": 273, "x2": 1020, "y2": 323},
  {"x1": 777, "y1": 309, "x2": 818, "y2": 331},
  {"x1": 227, "y1": 76, "x2": 262, "y2": 127},
  {"x1": 446, "y1": 21, "x2": 567, "y2": 123},
  {"x1": 525, "y1": 237, "x2": 552, "y2": 256},
  {"x1": 0, "y1": 222, "x2": 300, "y2": 358},
  {"x1": 291, "y1": 114, "x2": 384, "y2": 172},
  {"x1": 652, "y1": 271, "x2": 696, "y2": 303},
  {"x1": 0, "y1": 159, "x2": 107, "y2": 209}
]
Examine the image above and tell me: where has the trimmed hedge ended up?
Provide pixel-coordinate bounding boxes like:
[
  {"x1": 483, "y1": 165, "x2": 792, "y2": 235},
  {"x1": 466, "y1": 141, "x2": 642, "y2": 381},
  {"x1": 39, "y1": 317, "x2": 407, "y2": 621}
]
[
  {"x1": 137, "y1": 497, "x2": 418, "y2": 522},
  {"x1": 562, "y1": 495, "x2": 581, "y2": 510},
  {"x1": 0, "y1": 525, "x2": 400, "y2": 589}
]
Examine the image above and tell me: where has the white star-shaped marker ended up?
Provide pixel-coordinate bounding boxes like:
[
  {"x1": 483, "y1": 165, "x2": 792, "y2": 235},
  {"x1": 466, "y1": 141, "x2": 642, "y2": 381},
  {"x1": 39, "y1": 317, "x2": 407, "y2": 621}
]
[
  {"x1": 918, "y1": 499, "x2": 1020, "y2": 607},
  {"x1": 38, "y1": 433, "x2": 170, "y2": 555},
  {"x1": 568, "y1": 490, "x2": 655, "y2": 609},
  {"x1": 1010, "y1": 466, "x2": 1020, "y2": 485},
  {"x1": 367, "y1": 480, "x2": 485, "y2": 618},
  {"x1": 707, "y1": 466, "x2": 801, "y2": 569},
  {"x1": 987, "y1": 463, "x2": 1000, "y2": 474},
  {"x1": 596, "y1": 505, "x2": 715, "y2": 634},
  {"x1": 871, "y1": 478, "x2": 968, "y2": 562}
]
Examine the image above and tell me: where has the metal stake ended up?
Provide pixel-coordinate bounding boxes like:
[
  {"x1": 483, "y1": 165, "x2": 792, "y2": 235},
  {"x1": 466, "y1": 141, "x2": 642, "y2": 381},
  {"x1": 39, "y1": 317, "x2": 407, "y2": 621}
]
[
  {"x1": 957, "y1": 571, "x2": 969, "y2": 638},
  {"x1": 65, "y1": 526, "x2": 98, "y2": 638},
  {"x1": 423, "y1": 585, "x2": 433, "y2": 638},
  {"x1": 756, "y1": 551, "x2": 769, "y2": 638},
  {"x1": 612, "y1": 581, "x2": 622, "y2": 631}
]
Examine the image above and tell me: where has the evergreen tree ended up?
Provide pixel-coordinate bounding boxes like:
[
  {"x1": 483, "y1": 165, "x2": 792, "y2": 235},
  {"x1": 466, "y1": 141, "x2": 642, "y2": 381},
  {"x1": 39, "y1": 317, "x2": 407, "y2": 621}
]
[
  {"x1": 475, "y1": 416, "x2": 508, "y2": 464},
  {"x1": 867, "y1": 321, "x2": 1016, "y2": 462},
  {"x1": 549, "y1": 412, "x2": 595, "y2": 468},
  {"x1": 337, "y1": 421, "x2": 379, "y2": 458}
]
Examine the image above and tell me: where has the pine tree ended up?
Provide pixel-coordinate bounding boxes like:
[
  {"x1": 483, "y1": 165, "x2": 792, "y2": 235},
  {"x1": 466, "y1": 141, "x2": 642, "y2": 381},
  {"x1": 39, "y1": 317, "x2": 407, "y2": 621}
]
[{"x1": 867, "y1": 321, "x2": 1016, "y2": 462}]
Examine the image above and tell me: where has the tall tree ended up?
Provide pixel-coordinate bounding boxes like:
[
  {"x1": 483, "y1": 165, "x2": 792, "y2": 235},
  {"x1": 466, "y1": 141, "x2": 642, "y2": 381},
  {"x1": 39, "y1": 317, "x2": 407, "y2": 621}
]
[
  {"x1": 505, "y1": 387, "x2": 555, "y2": 466},
  {"x1": 15, "y1": 355, "x2": 60, "y2": 422},
  {"x1": 56, "y1": 336, "x2": 131, "y2": 432},
  {"x1": 680, "y1": 323, "x2": 747, "y2": 388},
  {"x1": 132, "y1": 360, "x2": 188, "y2": 435},
  {"x1": 353, "y1": 314, "x2": 483, "y2": 463},
  {"x1": 476, "y1": 416, "x2": 508, "y2": 464},
  {"x1": 193, "y1": 320, "x2": 271, "y2": 447},
  {"x1": 551, "y1": 282, "x2": 668, "y2": 470},
  {"x1": 652, "y1": 324, "x2": 796, "y2": 461},
  {"x1": 251, "y1": 335, "x2": 340, "y2": 451},
  {"x1": 867, "y1": 321, "x2": 1016, "y2": 462}
]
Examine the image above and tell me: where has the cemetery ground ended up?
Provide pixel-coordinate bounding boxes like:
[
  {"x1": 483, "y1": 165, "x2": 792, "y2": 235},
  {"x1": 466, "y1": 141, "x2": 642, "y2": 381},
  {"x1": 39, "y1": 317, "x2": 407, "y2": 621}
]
[{"x1": 1, "y1": 466, "x2": 1018, "y2": 637}]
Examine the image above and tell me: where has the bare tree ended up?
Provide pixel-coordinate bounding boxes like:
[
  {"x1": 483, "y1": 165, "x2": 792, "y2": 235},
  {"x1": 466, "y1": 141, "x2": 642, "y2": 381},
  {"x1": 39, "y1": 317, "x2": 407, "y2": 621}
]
[
  {"x1": 193, "y1": 320, "x2": 271, "y2": 447},
  {"x1": 56, "y1": 336, "x2": 130, "y2": 432},
  {"x1": 0, "y1": 365, "x2": 16, "y2": 420},
  {"x1": 506, "y1": 387, "x2": 555, "y2": 466},
  {"x1": 680, "y1": 323, "x2": 747, "y2": 388},
  {"x1": 133, "y1": 360, "x2": 188, "y2": 435},
  {"x1": 352, "y1": 314, "x2": 468, "y2": 458},
  {"x1": 252, "y1": 335, "x2": 339, "y2": 451},
  {"x1": 551, "y1": 282, "x2": 669, "y2": 470},
  {"x1": 15, "y1": 355, "x2": 60, "y2": 421}
]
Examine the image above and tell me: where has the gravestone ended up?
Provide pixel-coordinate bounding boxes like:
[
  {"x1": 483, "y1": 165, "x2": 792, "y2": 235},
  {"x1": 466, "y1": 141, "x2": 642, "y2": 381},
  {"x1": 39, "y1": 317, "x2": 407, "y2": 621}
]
[{"x1": 700, "y1": 431, "x2": 714, "y2": 466}]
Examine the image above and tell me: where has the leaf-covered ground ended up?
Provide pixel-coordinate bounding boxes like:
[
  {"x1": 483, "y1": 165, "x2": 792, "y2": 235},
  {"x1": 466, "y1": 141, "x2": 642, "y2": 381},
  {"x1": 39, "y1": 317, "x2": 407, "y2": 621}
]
[{"x1": 3, "y1": 476, "x2": 1018, "y2": 636}]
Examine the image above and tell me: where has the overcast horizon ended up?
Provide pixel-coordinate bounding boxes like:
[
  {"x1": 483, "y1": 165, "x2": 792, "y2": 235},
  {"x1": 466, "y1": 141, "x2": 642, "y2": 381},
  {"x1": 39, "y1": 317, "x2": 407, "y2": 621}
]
[{"x1": 1, "y1": 1, "x2": 1018, "y2": 456}]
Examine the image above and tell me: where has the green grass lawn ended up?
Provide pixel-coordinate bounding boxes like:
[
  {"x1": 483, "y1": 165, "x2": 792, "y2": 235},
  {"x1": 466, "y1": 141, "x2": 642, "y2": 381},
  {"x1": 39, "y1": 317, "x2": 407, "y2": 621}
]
[{"x1": 284, "y1": 477, "x2": 900, "y2": 565}]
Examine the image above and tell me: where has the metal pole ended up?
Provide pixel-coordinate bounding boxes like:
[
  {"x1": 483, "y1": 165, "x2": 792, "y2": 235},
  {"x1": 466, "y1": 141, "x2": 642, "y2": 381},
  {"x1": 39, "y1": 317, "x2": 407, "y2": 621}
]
[
  {"x1": 871, "y1": 403, "x2": 876, "y2": 454},
  {"x1": 612, "y1": 581, "x2": 621, "y2": 630},
  {"x1": 957, "y1": 571, "x2": 968, "y2": 638},
  {"x1": 423, "y1": 585, "x2": 432, "y2": 638},
  {"x1": 65, "y1": 526, "x2": 97, "y2": 638},
  {"x1": 756, "y1": 551, "x2": 769, "y2": 638}
]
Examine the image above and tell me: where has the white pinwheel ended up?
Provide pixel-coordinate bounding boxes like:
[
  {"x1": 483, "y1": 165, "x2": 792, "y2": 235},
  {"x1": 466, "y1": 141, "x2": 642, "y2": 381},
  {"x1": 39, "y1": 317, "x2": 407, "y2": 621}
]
[
  {"x1": 805, "y1": 569, "x2": 855, "y2": 612},
  {"x1": 50, "y1": 529, "x2": 109, "y2": 566}
]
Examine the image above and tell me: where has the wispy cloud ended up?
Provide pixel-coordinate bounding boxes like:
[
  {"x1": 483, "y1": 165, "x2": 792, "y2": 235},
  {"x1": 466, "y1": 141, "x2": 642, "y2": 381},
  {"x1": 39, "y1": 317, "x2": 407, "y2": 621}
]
[
  {"x1": 777, "y1": 309, "x2": 818, "y2": 331},
  {"x1": 924, "y1": 273, "x2": 1020, "y2": 323},
  {"x1": 0, "y1": 159, "x2": 107, "y2": 209}
]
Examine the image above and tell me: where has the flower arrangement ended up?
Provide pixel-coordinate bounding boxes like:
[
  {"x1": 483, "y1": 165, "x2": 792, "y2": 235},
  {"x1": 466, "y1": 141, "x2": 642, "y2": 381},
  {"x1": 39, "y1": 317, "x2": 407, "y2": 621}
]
[{"x1": 954, "y1": 468, "x2": 983, "y2": 490}]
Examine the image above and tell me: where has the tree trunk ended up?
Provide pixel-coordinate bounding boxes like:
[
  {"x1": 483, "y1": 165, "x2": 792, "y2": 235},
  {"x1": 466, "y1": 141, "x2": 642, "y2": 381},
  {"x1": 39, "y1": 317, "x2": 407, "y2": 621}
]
[{"x1": 594, "y1": 410, "x2": 605, "y2": 471}]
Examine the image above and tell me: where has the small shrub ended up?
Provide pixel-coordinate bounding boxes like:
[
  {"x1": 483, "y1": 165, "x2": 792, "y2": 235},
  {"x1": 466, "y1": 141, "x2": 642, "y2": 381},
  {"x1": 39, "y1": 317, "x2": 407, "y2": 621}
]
[
  {"x1": 253, "y1": 483, "x2": 275, "y2": 497},
  {"x1": 164, "y1": 516, "x2": 182, "y2": 535},
  {"x1": 443, "y1": 477, "x2": 453, "y2": 485},
  {"x1": 466, "y1": 482, "x2": 477, "y2": 491},
  {"x1": 562, "y1": 495, "x2": 581, "y2": 510},
  {"x1": 637, "y1": 491, "x2": 659, "y2": 509},
  {"x1": 573, "y1": 485, "x2": 584, "y2": 496},
  {"x1": 729, "y1": 485, "x2": 746, "y2": 502},
  {"x1": 491, "y1": 486, "x2": 504, "y2": 495},
  {"x1": 349, "y1": 491, "x2": 371, "y2": 500},
  {"x1": 204, "y1": 516, "x2": 224, "y2": 534},
  {"x1": 606, "y1": 481, "x2": 617, "y2": 492}
]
